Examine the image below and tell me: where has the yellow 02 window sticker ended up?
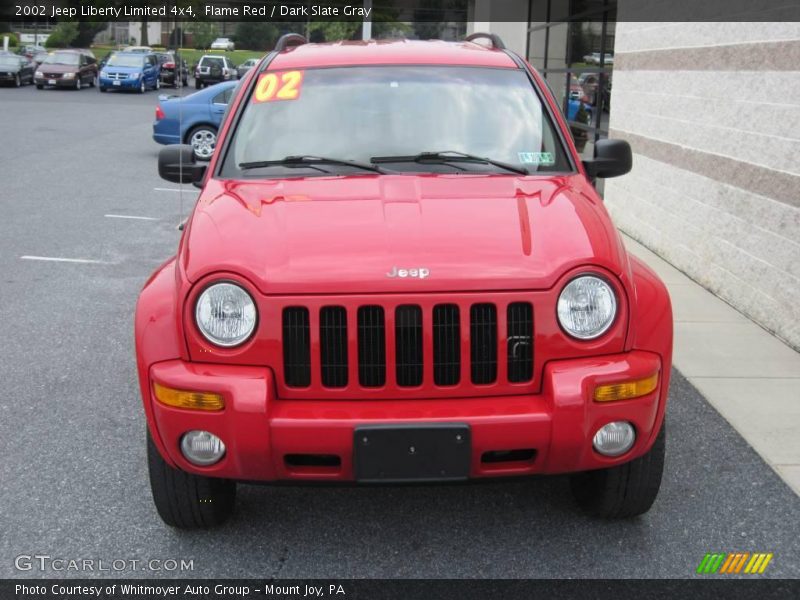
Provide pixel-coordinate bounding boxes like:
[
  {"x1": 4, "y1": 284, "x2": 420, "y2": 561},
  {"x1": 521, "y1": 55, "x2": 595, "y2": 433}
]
[{"x1": 253, "y1": 70, "x2": 305, "y2": 103}]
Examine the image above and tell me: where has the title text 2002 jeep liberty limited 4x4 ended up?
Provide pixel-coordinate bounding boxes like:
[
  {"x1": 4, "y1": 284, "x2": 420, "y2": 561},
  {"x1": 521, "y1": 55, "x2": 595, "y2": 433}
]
[{"x1": 137, "y1": 33, "x2": 672, "y2": 528}]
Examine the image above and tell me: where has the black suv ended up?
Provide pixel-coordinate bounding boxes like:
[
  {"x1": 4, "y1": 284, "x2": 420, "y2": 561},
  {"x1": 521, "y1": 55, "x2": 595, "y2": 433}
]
[
  {"x1": 156, "y1": 52, "x2": 189, "y2": 88},
  {"x1": 193, "y1": 55, "x2": 236, "y2": 89}
]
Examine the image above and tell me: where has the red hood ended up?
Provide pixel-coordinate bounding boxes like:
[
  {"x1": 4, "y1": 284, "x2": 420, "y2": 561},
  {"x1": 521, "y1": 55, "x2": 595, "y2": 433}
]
[{"x1": 181, "y1": 174, "x2": 628, "y2": 294}]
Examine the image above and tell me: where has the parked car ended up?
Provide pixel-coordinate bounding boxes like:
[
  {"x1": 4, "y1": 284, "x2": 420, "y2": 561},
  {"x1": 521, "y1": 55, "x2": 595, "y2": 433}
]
[
  {"x1": 31, "y1": 50, "x2": 49, "y2": 68},
  {"x1": 0, "y1": 54, "x2": 35, "y2": 87},
  {"x1": 98, "y1": 52, "x2": 161, "y2": 93},
  {"x1": 19, "y1": 44, "x2": 46, "y2": 59},
  {"x1": 153, "y1": 80, "x2": 237, "y2": 159},
  {"x1": 582, "y1": 52, "x2": 613, "y2": 65},
  {"x1": 210, "y1": 37, "x2": 235, "y2": 51},
  {"x1": 236, "y1": 57, "x2": 259, "y2": 79},
  {"x1": 141, "y1": 35, "x2": 671, "y2": 529},
  {"x1": 35, "y1": 49, "x2": 97, "y2": 90},
  {"x1": 123, "y1": 46, "x2": 153, "y2": 54},
  {"x1": 194, "y1": 55, "x2": 236, "y2": 89},
  {"x1": 155, "y1": 51, "x2": 189, "y2": 88}
]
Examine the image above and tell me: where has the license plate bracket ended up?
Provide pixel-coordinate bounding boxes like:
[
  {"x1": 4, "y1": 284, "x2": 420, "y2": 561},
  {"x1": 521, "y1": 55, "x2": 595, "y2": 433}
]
[{"x1": 354, "y1": 424, "x2": 471, "y2": 483}]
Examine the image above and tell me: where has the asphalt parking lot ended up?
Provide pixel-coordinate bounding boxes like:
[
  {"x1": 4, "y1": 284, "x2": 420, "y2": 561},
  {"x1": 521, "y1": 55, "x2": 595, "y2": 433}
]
[{"x1": 0, "y1": 84, "x2": 799, "y2": 579}]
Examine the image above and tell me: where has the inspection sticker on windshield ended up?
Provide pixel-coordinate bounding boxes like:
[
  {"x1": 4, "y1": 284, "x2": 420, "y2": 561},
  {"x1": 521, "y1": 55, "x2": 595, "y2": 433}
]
[
  {"x1": 253, "y1": 70, "x2": 304, "y2": 103},
  {"x1": 518, "y1": 152, "x2": 555, "y2": 166}
]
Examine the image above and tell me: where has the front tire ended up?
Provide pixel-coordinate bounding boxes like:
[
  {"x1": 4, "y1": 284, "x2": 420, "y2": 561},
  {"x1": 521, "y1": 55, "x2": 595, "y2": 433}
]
[
  {"x1": 147, "y1": 431, "x2": 236, "y2": 529},
  {"x1": 195, "y1": 79, "x2": 201, "y2": 90},
  {"x1": 75, "y1": 77, "x2": 81, "y2": 90},
  {"x1": 14, "y1": 74, "x2": 20, "y2": 87},
  {"x1": 139, "y1": 79, "x2": 146, "y2": 94},
  {"x1": 570, "y1": 423, "x2": 665, "y2": 518}
]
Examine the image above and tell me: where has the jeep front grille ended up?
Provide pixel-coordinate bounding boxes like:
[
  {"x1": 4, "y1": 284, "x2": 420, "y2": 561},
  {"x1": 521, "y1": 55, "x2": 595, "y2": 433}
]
[{"x1": 280, "y1": 299, "x2": 534, "y2": 394}]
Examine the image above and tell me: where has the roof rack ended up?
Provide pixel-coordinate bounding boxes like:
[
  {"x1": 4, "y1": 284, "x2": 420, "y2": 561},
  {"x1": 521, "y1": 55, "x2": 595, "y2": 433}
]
[
  {"x1": 274, "y1": 33, "x2": 307, "y2": 52},
  {"x1": 464, "y1": 32, "x2": 506, "y2": 50}
]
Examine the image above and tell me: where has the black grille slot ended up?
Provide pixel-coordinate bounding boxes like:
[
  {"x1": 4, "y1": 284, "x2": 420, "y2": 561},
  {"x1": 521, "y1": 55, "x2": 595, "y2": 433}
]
[
  {"x1": 507, "y1": 302, "x2": 533, "y2": 383},
  {"x1": 320, "y1": 306, "x2": 348, "y2": 388},
  {"x1": 433, "y1": 304, "x2": 461, "y2": 386},
  {"x1": 282, "y1": 307, "x2": 311, "y2": 387},
  {"x1": 357, "y1": 306, "x2": 386, "y2": 387},
  {"x1": 470, "y1": 303, "x2": 497, "y2": 384},
  {"x1": 395, "y1": 305, "x2": 423, "y2": 387}
]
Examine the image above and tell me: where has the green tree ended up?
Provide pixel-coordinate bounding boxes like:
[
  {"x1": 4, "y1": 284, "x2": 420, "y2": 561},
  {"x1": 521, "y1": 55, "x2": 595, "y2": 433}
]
[
  {"x1": 74, "y1": 22, "x2": 108, "y2": 47},
  {"x1": 188, "y1": 21, "x2": 218, "y2": 50},
  {"x1": 234, "y1": 22, "x2": 279, "y2": 51},
  {"x1": 45, "y1": 22, "x2": 79, "y2": 48}
]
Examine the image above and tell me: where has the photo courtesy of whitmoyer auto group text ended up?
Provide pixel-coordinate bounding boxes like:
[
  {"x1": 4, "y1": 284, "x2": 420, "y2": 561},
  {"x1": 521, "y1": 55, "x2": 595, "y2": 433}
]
[{"x1": 0, "y1": 0, "x2": 798, "y2": 598}]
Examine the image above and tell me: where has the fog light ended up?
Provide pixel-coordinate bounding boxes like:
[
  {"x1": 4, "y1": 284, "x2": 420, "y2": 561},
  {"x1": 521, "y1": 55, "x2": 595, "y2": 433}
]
[
  {"x1": 593, "y1": 421, "x2": 635, "y2": 457},
  {"x1": 154, "y1": 382, "x2": 224, "y2": 411},
  {"x1": 181, "y1": 430, "x2": 226, "y2": 466}
]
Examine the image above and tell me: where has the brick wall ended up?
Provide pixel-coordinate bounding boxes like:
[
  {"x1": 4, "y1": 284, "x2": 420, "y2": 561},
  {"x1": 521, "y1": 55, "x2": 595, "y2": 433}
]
[{"x1": 604, "y1": 21, "x2": 800, "y2": 350}]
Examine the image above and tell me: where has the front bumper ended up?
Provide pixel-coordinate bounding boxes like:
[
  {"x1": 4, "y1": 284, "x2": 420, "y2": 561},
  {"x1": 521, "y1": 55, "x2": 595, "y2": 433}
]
[
  {"x1": 35, "y1": 76, "x2": 77, "y2": 88},
  {"x1": 98, "y1": 76, "x2": 140, "y2": 90},
  {"x1": 146, "y1": 350, "x2": 665, "y2": 482}
]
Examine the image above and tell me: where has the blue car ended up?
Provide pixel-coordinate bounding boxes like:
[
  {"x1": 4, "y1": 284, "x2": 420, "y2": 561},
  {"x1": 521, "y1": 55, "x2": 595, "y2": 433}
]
[
  {"x1": 99, "y1": 52, "x2": 161, "y2": 94},
  {"x1": 567, "y1": 98, "x2": 593, "y2": 126},
  {"x1": 152, "y1": 81, "x2": 237, "y2": 160}
]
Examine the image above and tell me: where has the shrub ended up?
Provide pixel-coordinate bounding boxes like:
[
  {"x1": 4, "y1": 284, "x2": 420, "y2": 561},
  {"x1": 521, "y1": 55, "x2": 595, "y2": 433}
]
[
  {"x1": 45, "y1": 22, "x2": 79, "y2": 48},
  {"x1": 0, "y1": 32, "x2": 19, "y2": 47}
]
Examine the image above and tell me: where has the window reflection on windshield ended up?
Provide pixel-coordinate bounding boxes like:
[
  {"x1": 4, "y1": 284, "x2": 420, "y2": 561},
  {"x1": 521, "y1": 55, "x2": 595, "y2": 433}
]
[
  {"x1": 224, "y1": 66, "x2": 571, "y2": 177},
  {"x1": 44, "y1": 53, "x2": 80, "y2": 66},
  {"x1": 107, "y1": 55, "x2": 145, "y2": 68}
]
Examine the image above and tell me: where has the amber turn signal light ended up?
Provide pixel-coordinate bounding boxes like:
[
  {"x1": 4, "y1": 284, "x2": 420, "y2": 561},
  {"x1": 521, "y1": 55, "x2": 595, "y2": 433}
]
[
  {"x1": 153, "y1": 382, "x2": 225, "y2": 411},
  {"x1": 593, "y1": 373, "x2": 659, "y2": 402}
]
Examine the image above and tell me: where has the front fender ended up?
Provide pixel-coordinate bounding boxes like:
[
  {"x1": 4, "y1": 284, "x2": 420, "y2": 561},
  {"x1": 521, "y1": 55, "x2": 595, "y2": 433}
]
[
  {"x1": 135, "y1": 258, "x2": 184, "y2": 465},
  {"x1": 627, "y1": 255, "x2": 673, "y2": 443}
]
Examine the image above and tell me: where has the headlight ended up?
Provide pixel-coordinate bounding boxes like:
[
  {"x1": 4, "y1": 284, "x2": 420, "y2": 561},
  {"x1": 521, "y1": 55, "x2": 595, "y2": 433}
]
[
  {"x1": 195, "y1": 282, "x2": 257, "y2": 347},
  {"x1": 130, "y1": 72, "x2": 140, "y2": 79},
  {"x1": 62, "y1": 72, "x2": 75, "y2": 79},
  {"x1": 557, "y1": 274, "x2": 617, "y2": 340},
  {"x1": 35, "y1": 70, "x2": 42, "y2": 77},
  {"x1": 100, "y1": 70, "x2": 107, "y2": 78}
]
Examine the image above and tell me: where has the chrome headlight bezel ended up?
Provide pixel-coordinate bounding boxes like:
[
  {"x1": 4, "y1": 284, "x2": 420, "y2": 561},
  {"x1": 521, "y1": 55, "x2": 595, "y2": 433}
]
[
  {"x1": 556, "y1": 273, "x2": 618, "y2": 340},
  {"x1": 194, "y1": 281, "x2": 258, "y2": 348}
]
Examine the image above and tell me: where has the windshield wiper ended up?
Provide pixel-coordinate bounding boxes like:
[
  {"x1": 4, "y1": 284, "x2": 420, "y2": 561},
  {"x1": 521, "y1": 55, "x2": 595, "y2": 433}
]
[
  {"x1": 371, "y1": 150, "x2": 528, "y2": 175},
  {"x1": 239, "y1": 155, "x2": 388, "y2": 174}
]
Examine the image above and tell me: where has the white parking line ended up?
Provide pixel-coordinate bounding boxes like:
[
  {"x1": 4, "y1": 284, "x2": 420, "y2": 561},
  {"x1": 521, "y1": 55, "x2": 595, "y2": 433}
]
[
  {"x1": 20, "y1": 256, "x2": 111, "y2": 265},
  {"x1": 154, "y1": 187, "x2": 199, "y2": 193},
  {"x1": 104, "y1": 214, "x2": 160, "y2": 221}
]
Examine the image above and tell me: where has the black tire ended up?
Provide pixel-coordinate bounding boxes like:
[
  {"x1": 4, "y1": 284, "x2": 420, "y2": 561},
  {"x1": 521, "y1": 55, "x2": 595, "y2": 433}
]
[
  {"x1": 195, "y1": 79, "x2": 201, "y2": 90},
  {"x1": 89, "y1": 75, "x2": 96, "y2": 88},
  {"x1": 99, "y1": 86, "x2": 107, "y2": 93},
  {"x1": 14, "y1": 74, "x2": 20, "y2": 87},
  {"x1": 570, "y1": 423, "x2": 665, "y2": 518},
  {"x1": 36, "y1": 84, "x2": 43, "y2": 90},
  {"x1": 147, "y1": 431, "x2": 236, "y2": 529}
]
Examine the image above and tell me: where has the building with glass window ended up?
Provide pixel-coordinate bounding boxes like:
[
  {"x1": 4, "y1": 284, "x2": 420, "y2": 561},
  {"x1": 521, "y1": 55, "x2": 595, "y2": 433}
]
[{"x1": 470, "y1": 0, "x2": 800, "y2": 351}]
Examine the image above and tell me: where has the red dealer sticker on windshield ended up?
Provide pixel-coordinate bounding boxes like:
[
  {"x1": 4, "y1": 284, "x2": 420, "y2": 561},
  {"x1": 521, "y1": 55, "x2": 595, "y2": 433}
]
[{"x1": 252, "y1": 70, "x2": 304, "y2": 103}]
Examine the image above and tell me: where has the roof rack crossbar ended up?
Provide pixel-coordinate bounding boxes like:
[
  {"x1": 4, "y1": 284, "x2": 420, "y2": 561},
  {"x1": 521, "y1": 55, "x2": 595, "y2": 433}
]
[
  {"x1": 275, "y1": 33, "x2": 307, "y2": 52},
  {"x1": 464, "y1": 32, "x2": 506, "y2": 50}
]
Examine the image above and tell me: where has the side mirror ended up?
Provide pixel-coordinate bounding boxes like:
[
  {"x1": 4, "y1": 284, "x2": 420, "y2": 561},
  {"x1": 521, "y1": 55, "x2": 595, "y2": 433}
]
[
  {"x1": 158, "y1": 145, "x2": 206, "y2": 187},
  {"x1": 582, "y1": 139, "x2": 632, "y2": 179}
]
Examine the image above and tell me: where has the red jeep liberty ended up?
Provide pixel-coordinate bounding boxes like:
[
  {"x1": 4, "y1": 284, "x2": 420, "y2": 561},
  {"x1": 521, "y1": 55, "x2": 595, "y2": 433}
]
[{"x1": 137, "y1": 34, "x2": 672, "y2": 528}]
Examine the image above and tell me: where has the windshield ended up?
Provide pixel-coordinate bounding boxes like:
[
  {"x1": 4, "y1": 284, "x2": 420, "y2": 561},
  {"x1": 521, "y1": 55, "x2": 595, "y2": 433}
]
[
  {"x1": 107, "y1": 54, "x2": 144, "y2": 68},
  {"x1": 221, "y1": 66, "x2": 571, "y2": 178},
  {"x1": 43, "y1": 52, "x2": 79, "y2": 66}
]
